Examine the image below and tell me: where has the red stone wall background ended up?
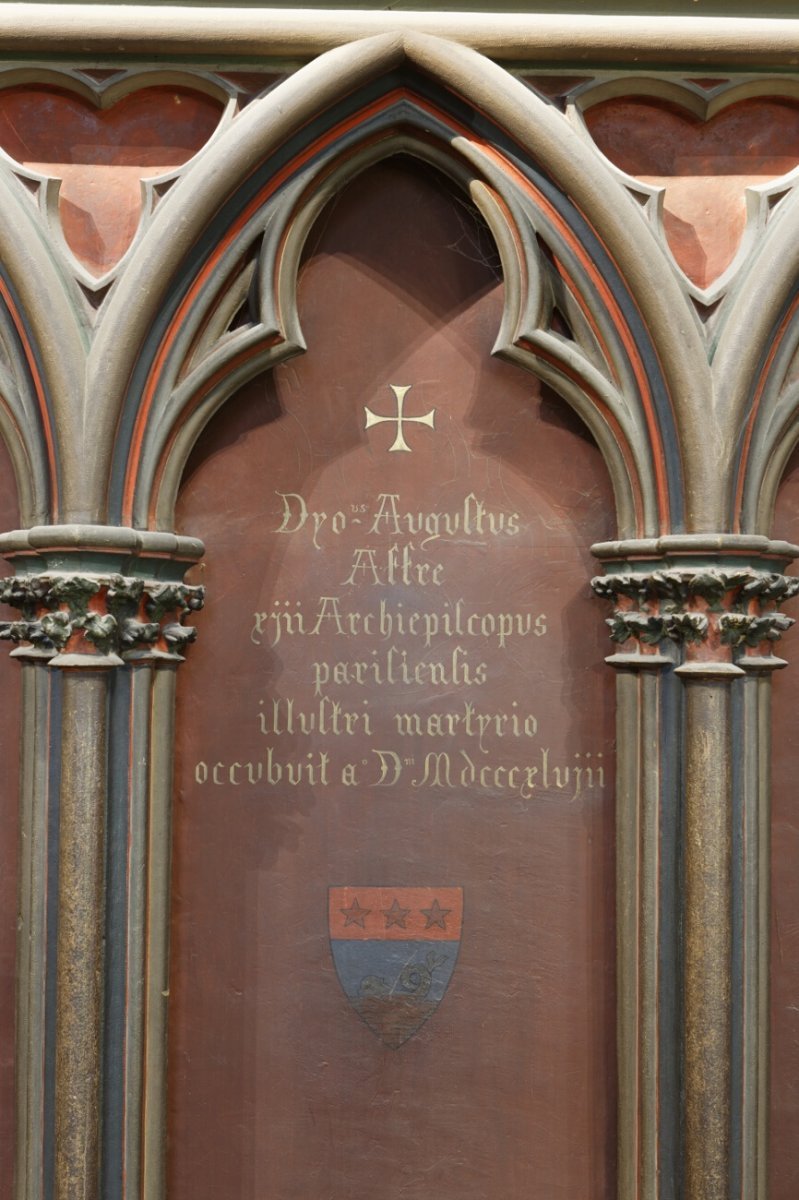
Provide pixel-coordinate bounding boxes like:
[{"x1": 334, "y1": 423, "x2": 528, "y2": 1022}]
[
  {"x1": 170, "y1": 159, "x2": 617, "y2": 1200},
  {"x1": 584, "y1": 95, "x2": 799, "y2": 289}
]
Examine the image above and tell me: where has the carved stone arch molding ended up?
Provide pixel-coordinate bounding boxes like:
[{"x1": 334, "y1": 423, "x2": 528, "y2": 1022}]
[
  {"x1": 715, "y1": 177, "x2": 799, "y2": 537},
  {"x1": 92, "y1": 31, "x2": 714, "y2": 539},
  {"x1": 0, "y1": 161, "x2": 85, "y2": 527}
]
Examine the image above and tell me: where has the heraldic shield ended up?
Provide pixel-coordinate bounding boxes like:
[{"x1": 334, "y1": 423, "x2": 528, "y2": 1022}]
[{"x1": 329, "y1": 887, "x2": 463, "y2": 1049}]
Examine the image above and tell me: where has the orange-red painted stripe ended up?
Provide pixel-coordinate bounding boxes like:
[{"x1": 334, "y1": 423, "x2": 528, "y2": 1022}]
[
  {"x1": 0, "y1": 274, "x2": 58, "y2": 519},
  {"x1": 329, "y1": 886, "x2": 463, "y2": 942}
]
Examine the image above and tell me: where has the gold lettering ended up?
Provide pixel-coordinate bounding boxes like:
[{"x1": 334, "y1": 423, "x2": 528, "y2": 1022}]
[
  {"x1": 310, "y1": 596, "x2": 346, "y2": 635},
  {"x1": 412, "y1": 752, "x2": 454, "y2": 789},
  {"x1": 369, "y1": 492, "x2": 402, "y2": 535},
  {"x1": 372, "y1": 749, "x2": 402, "y2": 786},
  {"x1": 343, "y1": 548, "x2": 382, "y2": 585}
]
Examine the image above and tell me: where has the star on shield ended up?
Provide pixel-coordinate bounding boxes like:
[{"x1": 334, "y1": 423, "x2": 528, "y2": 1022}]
[
  {"x1": 421, "y1": 898, "x2": 451, "y2": 929},
  {"x1": 383, "y1": 898, "x2": 411, "y2": 928},
  {"x1": 340, "y1": 897, "x2": 370, "y2": 928}
]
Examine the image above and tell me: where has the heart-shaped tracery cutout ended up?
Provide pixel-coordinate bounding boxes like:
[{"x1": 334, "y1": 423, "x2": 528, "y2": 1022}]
[
  {"x1": 0, "y1": 84, "x2": 225, "y2": 277},
  {"x1": 584, "y1": 96, "x2": 799, "y2": 289}
]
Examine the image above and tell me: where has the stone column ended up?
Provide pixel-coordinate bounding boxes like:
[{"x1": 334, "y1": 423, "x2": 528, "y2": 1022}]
[
  {"x1": 593, "y1": 534, "x2": 799, "y2": 1200},
  {"x1": 0, "y1": 527, "x2": 203, "y2": 1200}
]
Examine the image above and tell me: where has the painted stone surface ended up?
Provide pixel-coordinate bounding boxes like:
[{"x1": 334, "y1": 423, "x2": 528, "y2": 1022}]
[
  {"x1": 769, "y1": 443, "x2": 799, "y2": 1200},
  {"x1": 170, "y1": 159, "x2": 616, "y2": 1198},
  {"x1": 0, "y1": 85, "x2": 224, "y2": 275},
  {"x1": 585, "y1": 96, "x2": 799, "y2": 288},
  {"x1": 0, "y1": 435, "x2": 19, "y2": 1192}
]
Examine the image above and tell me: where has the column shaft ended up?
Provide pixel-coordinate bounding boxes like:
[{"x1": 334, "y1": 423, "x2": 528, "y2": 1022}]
[
  {"x1": 54, "y1": 672, "x2": 109, "y2": 1200},
  {"x1": 683, "y1": 679, "x2": 732, "y2": 1200}
]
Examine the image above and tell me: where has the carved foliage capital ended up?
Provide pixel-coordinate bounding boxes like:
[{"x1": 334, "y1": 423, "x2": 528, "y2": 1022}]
[
  {"x1": 591, "y1": 566, "x2": 799, "y2": 670},
  {"x1": 0, "y1": 572, "x2": 205, "y2": 666}
]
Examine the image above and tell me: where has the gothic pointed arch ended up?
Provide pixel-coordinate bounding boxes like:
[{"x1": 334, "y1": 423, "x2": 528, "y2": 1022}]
[
  {"x1": 715, "y1": 185, "x2": 799, "y2": 534},
  {"x1": 0, "y1": 162, "x2": 85, "y2": 526},
  {"x1": 90, "y1": 31, "x2": 712, "y2": 538}
]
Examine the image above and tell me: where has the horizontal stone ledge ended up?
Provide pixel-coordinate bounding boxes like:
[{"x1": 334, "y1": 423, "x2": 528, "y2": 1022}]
[
  {"x1": 739, "y1": 653, "x2": 789, "y2": 672},
  {"x1": 604, "y1": 651, "x2": 673, "y2": 669},
  {"x1": 674, "y1": 660, "x2": 746, "y2": 678},
  {"x1": 0, "y1": 7, "x2": 798, "y2": 65},
  {"x1": 0, "y1": 525, "x2": 204, "y2": 575},
  {"x1": 591, "y1": 533, "x2": 799, "y2": 565}
]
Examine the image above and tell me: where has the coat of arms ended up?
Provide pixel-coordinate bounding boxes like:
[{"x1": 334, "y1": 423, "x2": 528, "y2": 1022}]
[{"x1": 328, "y1": 886, "x2": 463, "y2": 1049}]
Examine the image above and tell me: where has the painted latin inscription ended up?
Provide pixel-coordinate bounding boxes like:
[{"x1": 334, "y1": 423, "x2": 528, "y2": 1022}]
[{"x1": 193, "y1": 387, "x2": 605, "y2": 802}]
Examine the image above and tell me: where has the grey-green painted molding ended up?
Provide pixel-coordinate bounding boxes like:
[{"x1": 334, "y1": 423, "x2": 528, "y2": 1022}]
[
  {"x1": 6, "y1": 1, "x2": 799, "y2": 12},
  {"x1": 1, "y1": 7, "x2": 799, "y2": 67}
]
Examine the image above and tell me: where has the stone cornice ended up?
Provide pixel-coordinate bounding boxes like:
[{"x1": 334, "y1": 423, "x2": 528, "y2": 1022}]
[{"x1": 0, "y1": 6, "x2": 798, "y2": 66}]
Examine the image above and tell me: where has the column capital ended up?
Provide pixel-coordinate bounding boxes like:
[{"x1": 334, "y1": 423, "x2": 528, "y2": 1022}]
[
  {"x1": 0, "y1": 525, "x2": 205, "y2": 667},
  {"x1": 591, "y1": 536, "x2": 799, "y2": 675}
]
